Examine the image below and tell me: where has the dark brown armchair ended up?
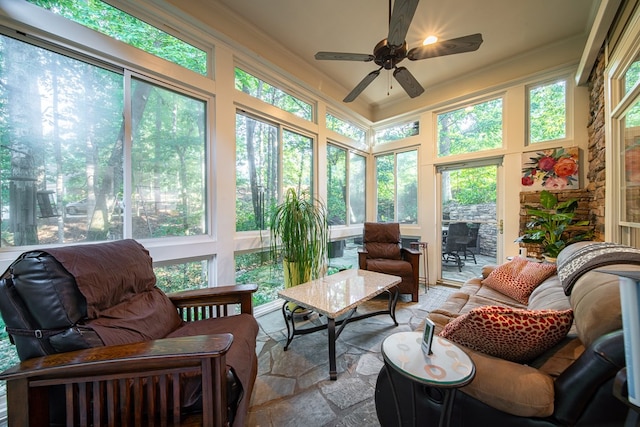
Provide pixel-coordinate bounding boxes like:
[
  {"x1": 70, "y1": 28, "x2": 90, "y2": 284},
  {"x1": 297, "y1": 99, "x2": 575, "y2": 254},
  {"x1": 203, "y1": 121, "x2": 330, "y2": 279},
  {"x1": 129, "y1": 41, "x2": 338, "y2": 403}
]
[
  {"x1": 358, "y1": 222, "x2": 421, "y2": 302},
  {"x1": 0, "y1": 239, "x2": 258, "y2": 427}
]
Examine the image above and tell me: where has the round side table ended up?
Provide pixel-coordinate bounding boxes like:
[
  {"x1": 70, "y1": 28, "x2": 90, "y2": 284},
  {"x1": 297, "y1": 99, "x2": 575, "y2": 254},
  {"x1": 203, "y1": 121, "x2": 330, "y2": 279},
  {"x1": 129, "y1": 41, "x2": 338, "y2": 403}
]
[{"x1": 381, "y1": 331, "x2": 475, "y2": 427}]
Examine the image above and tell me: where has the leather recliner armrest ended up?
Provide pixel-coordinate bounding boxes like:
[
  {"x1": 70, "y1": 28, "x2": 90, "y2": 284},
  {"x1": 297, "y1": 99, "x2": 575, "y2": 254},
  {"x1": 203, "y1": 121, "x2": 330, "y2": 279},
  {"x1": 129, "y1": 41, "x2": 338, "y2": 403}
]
[
  {"x1": 553, "y1": 329, "x2": 625, "y2": 425},
  {"x1": 168, "y1": 284, "x2": 258, "y2": 316}
]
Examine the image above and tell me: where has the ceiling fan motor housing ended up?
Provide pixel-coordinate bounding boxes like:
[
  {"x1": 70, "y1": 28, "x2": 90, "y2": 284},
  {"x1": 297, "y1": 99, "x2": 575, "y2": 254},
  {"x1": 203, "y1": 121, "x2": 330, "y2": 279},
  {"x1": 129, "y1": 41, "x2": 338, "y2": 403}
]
[{"x1": 373, "y1": 39, "x2": 408, "y2": 69}]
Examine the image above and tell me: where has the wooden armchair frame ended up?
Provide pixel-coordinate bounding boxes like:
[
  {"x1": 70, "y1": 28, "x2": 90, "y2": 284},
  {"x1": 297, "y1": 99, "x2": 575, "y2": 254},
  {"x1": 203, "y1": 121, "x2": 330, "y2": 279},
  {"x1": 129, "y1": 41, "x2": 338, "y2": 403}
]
[{"x1": 0, "y1": 284, "x2": 258, "y2": 427}]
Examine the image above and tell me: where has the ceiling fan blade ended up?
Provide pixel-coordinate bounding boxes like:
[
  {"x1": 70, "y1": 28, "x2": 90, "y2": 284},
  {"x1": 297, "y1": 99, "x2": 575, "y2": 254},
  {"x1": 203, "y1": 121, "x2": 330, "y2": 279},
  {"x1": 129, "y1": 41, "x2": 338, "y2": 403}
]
[
  {"x1": 387, "y1": 0, "x2": 420, "y2": 48},
  {"x1": 343, "y1": 69, "x2": 381, "y2": 102},
  {"x1": 408, "y1": 33, "x2": 483, "y2": 60},
  {"x1": 315, "y1": 52, "x2": 375, "y2": 62},
  {"x1": 393, "y1": 66, "x2": 424, "y2": 98}
]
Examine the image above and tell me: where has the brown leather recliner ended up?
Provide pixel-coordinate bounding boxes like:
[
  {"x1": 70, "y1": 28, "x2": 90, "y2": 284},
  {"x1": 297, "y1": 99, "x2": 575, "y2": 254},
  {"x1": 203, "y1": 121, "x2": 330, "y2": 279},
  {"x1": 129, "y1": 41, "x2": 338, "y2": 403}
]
[
  {"x1": 0, "y1": 239, "x2": 258, "y2": 427},
  {"x1": 358, "y1": 222, "x2": 421, "y2": 302}
]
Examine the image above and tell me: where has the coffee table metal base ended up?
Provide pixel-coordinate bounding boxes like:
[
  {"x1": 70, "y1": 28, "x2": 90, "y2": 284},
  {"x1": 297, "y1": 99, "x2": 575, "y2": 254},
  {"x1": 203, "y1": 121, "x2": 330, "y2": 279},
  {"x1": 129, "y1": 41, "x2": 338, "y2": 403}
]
[{"x1": 282, "y1": 288, "x2": 399, "y2": 380}]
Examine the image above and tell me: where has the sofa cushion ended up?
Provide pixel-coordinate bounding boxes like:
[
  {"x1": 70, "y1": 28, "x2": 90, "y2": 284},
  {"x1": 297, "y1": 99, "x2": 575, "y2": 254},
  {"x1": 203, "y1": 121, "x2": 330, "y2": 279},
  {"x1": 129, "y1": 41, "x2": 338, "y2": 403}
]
[
  {"x1": 461, "y1": 349, "x2": 555, "y2": 417},
  {"x1": 364, "y1": 258, "x2": 412, "y2": 278},
  {"x1": 481, "y1": 257, "x2": 556, "y2": 304},
  {"x1": 439, "y1": 305, "x2": 573, "y2": 363}
]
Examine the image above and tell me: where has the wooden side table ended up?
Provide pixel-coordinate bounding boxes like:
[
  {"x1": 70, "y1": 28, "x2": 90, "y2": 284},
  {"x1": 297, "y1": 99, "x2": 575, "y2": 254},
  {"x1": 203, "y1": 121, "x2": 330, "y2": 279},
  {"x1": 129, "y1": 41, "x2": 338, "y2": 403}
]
[
  {"x1": 410, "y1": 241, "x2": 430, "y2": 291},
  {"x1": 381, "y1": 331, "x2": 475, "y2": 427}
]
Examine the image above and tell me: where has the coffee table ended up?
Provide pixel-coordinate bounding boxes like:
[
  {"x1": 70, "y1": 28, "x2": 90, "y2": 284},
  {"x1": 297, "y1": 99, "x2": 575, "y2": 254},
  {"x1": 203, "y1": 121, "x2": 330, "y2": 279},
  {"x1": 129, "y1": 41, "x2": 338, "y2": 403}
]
[{"x1": 278, "y1": 269, "x2": 401, "y2": 380}]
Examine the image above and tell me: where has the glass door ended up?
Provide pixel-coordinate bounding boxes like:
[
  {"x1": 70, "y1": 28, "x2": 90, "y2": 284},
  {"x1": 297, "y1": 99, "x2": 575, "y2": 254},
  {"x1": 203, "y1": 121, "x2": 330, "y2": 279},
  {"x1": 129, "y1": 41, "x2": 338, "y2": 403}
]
[{"x1": 439, "y1": 162, "x2": 500, "y2": 284}]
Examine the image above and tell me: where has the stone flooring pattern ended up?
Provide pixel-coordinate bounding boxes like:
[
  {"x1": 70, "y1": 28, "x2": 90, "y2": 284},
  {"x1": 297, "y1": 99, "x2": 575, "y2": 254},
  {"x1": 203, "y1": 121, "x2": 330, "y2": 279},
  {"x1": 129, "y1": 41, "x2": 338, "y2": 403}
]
[{"x1": 246, "y1": 284, "x2": 456, "y2": 427}]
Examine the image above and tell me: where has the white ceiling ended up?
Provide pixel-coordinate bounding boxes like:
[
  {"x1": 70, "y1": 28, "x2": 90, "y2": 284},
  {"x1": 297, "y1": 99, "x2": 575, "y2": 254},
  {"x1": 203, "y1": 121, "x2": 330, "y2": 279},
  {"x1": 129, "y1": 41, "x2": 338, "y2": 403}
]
[{"x1": 179, "y1": 0, "x2": 601, "y2": 117}]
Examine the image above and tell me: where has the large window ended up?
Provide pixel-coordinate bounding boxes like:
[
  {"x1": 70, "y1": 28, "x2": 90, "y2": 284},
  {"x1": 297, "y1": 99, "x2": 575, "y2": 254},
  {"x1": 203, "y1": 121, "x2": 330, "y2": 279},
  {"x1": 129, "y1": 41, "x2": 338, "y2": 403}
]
[
  {"x1": 326, "y1": 144, "x2": 366, "y2": 226},
  {"x1": 528, "y1": 79, "x2": 567, "y2": 143},
  {"x1": 376, "y1": 150, "x2": 418, "y2": 223},
  {"x1": 130, "y1": 78, "x2": 207, "y2": 239},
  {"x1": 437, "y1": 98, "x2": 503, "y2": 157},
  {"x1": 0, "y1": 35, "x2": 124, "y2": 246},
  {"x1": 235, "y1": 113, "x2": 313, "y2": 231}
]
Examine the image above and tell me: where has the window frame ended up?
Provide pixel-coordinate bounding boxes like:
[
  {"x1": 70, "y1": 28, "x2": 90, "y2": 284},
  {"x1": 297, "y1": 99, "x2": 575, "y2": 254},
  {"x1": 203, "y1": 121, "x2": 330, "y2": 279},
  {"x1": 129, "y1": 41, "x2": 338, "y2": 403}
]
[{"x1": 607, "y1": 7, "x2": 640, "y2": 244}]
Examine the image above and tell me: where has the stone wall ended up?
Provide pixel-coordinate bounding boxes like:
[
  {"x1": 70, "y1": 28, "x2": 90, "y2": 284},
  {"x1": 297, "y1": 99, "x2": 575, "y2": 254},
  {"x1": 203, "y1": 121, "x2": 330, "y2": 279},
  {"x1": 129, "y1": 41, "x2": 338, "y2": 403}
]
[
  {"x1": 444, "y1": 202, "x2": 497, "y2": 256},
  {"x1": 586, "y1": 46, "x2": 607, "y2": 240}
]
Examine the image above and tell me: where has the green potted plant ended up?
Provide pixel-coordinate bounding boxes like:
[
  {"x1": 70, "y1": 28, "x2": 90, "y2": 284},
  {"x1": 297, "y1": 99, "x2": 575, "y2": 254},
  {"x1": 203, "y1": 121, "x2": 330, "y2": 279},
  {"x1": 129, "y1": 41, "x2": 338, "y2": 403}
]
[
  {"x1": 269, "y1": 187, "x2": 329, "y2": 288},
  {"x1": 516, "y1": 190, "x2": 593, "y2": 262}
]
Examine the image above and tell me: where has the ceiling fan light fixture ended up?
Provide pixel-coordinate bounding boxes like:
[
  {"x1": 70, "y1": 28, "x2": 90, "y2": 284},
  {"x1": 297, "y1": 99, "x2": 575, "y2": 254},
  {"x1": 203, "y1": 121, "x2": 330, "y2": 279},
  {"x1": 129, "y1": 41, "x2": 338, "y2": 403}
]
[{"x1": 423, "y1": 35, "x2": 438, "y2": 45}]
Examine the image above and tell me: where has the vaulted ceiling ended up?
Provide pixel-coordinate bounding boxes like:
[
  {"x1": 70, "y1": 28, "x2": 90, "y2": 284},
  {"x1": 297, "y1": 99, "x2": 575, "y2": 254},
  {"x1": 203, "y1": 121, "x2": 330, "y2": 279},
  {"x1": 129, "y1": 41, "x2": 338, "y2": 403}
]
[{"x1": 170, "y1": 0, "x2": 601, "y2": 121}]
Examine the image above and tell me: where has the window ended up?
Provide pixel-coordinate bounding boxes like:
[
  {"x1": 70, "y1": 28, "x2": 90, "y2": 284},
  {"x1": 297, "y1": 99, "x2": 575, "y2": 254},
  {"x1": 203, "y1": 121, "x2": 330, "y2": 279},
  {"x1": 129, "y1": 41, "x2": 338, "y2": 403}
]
[
  {"x1": 376, "y1": 150, "x2": 418, "y2": 223},
  {"x1": 235, "y1": 250, "x2": 282, "y2": 308},
  {"x1": 528, "y1": 79, "x2": 567, "y2": 143},
  {"x1": 326, "y1": 112, "x2": 366, "y2": 143},
  {"x1": 235, "y1": 68, "x2": 312, "y2": 121},
  {"x1": 0, "y1": 34, "x2": 124, "y2": 246},
  {"x1": 375, "y1": 120, "x2": 419, "y2": 144},
  {"x1": 130, "y1": 78, "x2": 207, "y2": 239},
  {"x1": 620, "y1": 99, "x2": 640, "y2": 224},
  {"x1": 0, "y1": 36, "x2": 209, "y2": 247},
  {"x1": 327, "y1": 145, "x2": 347, "y2": 225},
  {"x1": 27, "y1": 0, "x2": 207, "y2": 75},
  {"x1": 437, "y1": 98, "x2": 503, "y2": 157},
  {"x1": 608, "y1": 8, "x2": 640, "y2": 247},
  {"x1": 154, "y1": 259, "x2": 210, "y2": 294},
  {"x1": 235, "y1": 113, "x2": 313, "y2": 231},
  {"x1": 327, "y1": 144, "x2": 366, "y2": 225},
  {"x1": 624, "y1": 57, "x2": 640, "y2": 94},
  {"x1": 349, "y1": 152, "x2": 366, "y2": 224}
]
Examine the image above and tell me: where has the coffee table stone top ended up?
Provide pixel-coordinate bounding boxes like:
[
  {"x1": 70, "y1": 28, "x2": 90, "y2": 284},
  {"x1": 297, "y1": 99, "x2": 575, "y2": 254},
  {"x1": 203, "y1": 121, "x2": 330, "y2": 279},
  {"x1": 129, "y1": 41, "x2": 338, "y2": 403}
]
[{"x1": 277, "y1": 269, "x2": 401, "y2": 318}]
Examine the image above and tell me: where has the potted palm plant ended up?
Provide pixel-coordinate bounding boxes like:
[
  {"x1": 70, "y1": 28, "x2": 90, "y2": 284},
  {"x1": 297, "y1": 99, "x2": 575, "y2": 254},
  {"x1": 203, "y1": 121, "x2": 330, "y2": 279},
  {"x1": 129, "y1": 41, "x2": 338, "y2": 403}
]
[
  {"x1": 516, "y1": 190, "x2": 593, "y2": 262},
  {"x1": 269, "y1": 187, "x2": 329, "y2": 288}
]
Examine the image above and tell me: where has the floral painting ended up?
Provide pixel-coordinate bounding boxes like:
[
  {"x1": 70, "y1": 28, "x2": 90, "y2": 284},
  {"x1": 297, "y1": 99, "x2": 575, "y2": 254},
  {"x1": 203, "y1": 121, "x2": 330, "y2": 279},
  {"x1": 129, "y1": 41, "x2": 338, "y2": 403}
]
[{"x1": 521, "y1": 146, "x2": 579, "y2": 190}]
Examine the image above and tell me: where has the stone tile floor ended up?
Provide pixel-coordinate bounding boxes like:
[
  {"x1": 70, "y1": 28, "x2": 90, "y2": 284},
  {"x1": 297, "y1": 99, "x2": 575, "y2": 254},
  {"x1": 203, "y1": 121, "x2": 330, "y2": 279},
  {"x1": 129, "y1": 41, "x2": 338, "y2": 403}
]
[{"x1": 246, "y1": 283, "x2": 457, "y2": 427}]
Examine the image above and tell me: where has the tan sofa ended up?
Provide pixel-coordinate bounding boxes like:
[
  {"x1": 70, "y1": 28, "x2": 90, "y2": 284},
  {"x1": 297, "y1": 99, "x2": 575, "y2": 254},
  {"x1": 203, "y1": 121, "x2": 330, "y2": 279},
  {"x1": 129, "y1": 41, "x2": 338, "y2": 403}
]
[{"x1": 376, "y1": 241, "x2": 640, "y2": 426}]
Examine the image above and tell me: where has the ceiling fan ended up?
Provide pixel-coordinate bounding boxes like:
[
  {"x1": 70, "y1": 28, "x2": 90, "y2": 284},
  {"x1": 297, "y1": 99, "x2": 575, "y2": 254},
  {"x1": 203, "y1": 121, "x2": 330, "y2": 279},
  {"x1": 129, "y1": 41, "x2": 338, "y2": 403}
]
[{"x1": 314, "y1": 0, "x2": 483, "y2": 103}]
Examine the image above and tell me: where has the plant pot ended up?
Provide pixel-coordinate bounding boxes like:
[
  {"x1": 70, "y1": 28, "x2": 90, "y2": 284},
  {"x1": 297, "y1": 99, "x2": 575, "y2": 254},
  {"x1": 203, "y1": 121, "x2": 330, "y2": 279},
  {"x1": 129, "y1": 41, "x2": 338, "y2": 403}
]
[
  {"x1": 543, "y1": 255, "x2": 557, "y2": 264},
  {"x1": 283, "y1": 260, "x2": 311, "y2": 315}
]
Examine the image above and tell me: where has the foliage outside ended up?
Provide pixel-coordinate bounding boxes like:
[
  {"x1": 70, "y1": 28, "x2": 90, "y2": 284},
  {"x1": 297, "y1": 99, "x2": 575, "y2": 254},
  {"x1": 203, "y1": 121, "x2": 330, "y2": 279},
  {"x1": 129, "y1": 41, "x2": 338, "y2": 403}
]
[
  {"x1": 235, "y1": 68, "x2": 312, "y2": 121},
  {"x1": 326, "y1": 113, "x2": 366, "y2": 142},
  {"x1": 437, "y1": 98, "x2": 503, "y2": 157},
  {"x1": 28, "y1": 0, "x2": 207, "y2": 75},
  {"x1": 269, "y1": 188, "x2": 329, "y2": 286},
  {"x1": 516, "y1": 190, "x2": 593, "y2": 258},
  {"x1": 375, "y1": 121, "x2": 419, "y2": 144},
  {"x1": 529, "y1": 80, "x2": 566, "y2": 143}
]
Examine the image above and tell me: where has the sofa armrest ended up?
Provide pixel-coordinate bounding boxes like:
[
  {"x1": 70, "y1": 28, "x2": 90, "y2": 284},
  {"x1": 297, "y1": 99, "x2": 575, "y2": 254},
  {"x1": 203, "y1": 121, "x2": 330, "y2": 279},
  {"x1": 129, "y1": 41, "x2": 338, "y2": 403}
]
[
  {"x1": 461, "y1": 349, "x2": 555, "y2": 418},
  {"x1": 553, "y1": 330, "x2": 625, "y2": 425},
  {"x1": 168, "y1": 284, "x2": 258, "y2": 318},
  {"x1": 0, "y1": 334, "x2": 233, "y2": 427}
]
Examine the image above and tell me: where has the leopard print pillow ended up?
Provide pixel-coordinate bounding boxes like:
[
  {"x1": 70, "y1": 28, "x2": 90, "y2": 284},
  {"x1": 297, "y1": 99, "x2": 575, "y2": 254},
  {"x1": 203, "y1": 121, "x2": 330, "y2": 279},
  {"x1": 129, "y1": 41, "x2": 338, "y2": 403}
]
[
  {"x1": 482, "y1": 257, "x2": 557, "y2": 304},
  {"x1": 439, "y1": 305, "x2": 573, "y2": 363}
]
